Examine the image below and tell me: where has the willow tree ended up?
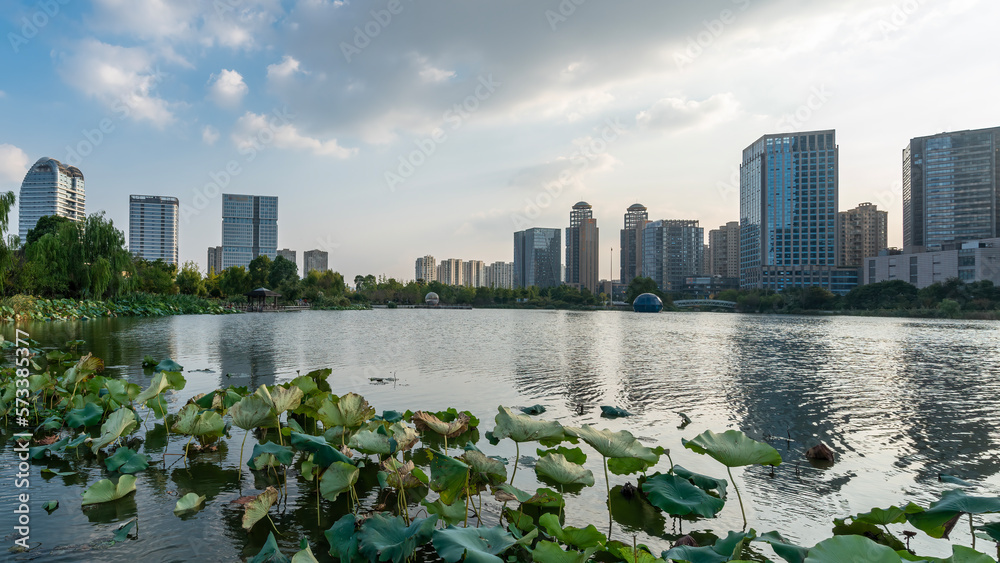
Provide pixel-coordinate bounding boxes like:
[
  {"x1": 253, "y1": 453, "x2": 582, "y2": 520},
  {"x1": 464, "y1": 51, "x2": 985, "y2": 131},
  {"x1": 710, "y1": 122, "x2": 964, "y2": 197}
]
[{"x1": 0, "y1": 191, "x2": 16, "y2": 294}]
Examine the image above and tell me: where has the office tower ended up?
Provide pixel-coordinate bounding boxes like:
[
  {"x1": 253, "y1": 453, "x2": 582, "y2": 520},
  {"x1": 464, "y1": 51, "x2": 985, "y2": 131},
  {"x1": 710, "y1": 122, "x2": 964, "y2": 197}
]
[
  {"x1": 463, "y1": 260, "x2": 485, "y2": 288},
  {"x1": 642, "y1": 220, "x2": 704, "y2": 291},
  {"x1": 415, "y1": 255, "x2": 436, "y2": 282},
  {"x1": 839, "y1": 203, "x2": 888, "y2": 268},
  {"x1": 484, "y1": 261, "x2": 514, "y2": 289},
  {"x1": 207, "y1": 246, "x2": 223, "y2": 275},
  {"x1": 128, "y1": 195, "x2": 179, "y2": 265},
  {"x1": 303, "y1": 249, "x2": 329, "y2": 274},
  {"x1": 903, "y1": 127, "x2": 1000, "y2": 251},
  {"x1": 436, "y1": 258, "x2": 463, "y2": 286},
  {"x1": 514, "y1": 228, "x2": 561, "y2": 289},
  {"x1": 740, "y1": 130, "x2": 856, "y2": 294},
  {"x1": 708, "y1": 221, "x2": 740, "y2": 278},
  {"x1": 620, "y1": 203, "x2": 648, "y2": 285},
  {"x1": 18, "y1": 157, "x2": 86, "y2": 241},
  {"x1": 565, "y1": 202, "x2": 599, "y2": 294},
  {"x1": 221, "y1": 194, "x2": 278, "y2": 269}
]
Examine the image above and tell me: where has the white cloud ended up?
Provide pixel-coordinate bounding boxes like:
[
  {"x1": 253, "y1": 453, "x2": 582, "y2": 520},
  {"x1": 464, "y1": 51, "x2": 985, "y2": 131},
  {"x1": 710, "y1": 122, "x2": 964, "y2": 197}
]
[
  {"x1": 0, "y1": 145, "x2": 29, "y2": 183},
  {"x1": 202, "y1": 125, "x2": 220, "y2": 145},
  {"x1": 267, "y1": 55, "x2": 305, "y2": 81},
  {"x1": 412, "y1": 54, "x2": 455, "y2": 83},
  {"x1": 636, "y1": 93, "x2": 741, "y2": 130},
  {"x1": 56, "y1": 39, "x2": 174, "y2": 127},
  {"x1": 209, "y1": 69, "x2": 249, "y2": 108},
  {"x1": 89, "y1": 0, "x2": 197, "y2": 41},
  {"x1": 231, "y1": 112, "x2": 358, "y2": 158}
]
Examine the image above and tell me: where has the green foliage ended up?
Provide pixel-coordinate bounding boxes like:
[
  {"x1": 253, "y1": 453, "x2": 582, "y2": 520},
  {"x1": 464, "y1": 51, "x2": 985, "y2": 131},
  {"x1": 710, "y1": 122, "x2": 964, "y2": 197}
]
[
  {"x1": 641, "y1": 473, "x2": 726, "y2": 518},
  {"x1": 81, "y1": 475, "x2": 137, "y2": 505}
]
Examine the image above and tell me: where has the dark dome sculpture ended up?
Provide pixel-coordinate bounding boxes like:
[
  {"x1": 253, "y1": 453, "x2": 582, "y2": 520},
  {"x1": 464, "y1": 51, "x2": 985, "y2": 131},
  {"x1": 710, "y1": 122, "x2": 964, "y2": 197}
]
[{"x1": 632, "y1": 293, "x2": 663, "y2": 313}]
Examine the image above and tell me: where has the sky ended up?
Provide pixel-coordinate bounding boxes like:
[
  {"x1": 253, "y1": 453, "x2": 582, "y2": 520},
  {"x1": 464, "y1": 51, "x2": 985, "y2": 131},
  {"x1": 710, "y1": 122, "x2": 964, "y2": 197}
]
[{"x1": 1, "y1": 0, "x2": 998, "y2": 282}]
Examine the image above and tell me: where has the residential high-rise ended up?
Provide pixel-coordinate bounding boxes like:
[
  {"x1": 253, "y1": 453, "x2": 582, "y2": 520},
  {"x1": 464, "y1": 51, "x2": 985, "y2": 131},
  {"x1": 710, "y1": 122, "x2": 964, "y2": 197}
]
[
  {"x1": 839, "y1": 203, "x2": 888, "y2": 268},
  {"x1": 565, "y1": 202, "x2": 599, "y2": 294},
  {"x1": 903, "y1": 127, "x2": 1000, "y2": 251},
  {"x1": 514, "y1": 228, "x2": 561, "y2": 289},
  {"x1": 415, "y1": 255, "x2": 436, "y2": 282},
  {"x1": 484, "y1": 261, "x2": 515, "y2": 289},
  {"x1": 620, "y1": 203, "x2": 649, "y2": 285},
  {"x1": 303, "y1": 249, "x2": 329, "y2": 274},
  {"x1": 642, "y1": 220, "x2": 704, "y2": 292},
  {"x1": 740, "y1": 130, "x2": 856, "y2": 294},
  {"x1": 207, "y1": 246, "x2": 223, "y2": 275},
  {"x1": 708, "y1": 221, "x2": 740, "y2": 279},
  {"x1": 18, "y1": 157, "x2": 86, "y2": 241},
  {"x1": 436, "y1": 258, "x2": 463, "y2": 286},
  {"x1": 463, "y1": 260, "x2": 485, "y2": 288},
  {"x1": 221, "y1": 194, "x2": 278, "y2": 269},
  {"x1": 128, "y1": 195, "x2": 179, "y2": 265},
  {"x1": 277, "y1": 249, "x2": 298, "y2": 276}
]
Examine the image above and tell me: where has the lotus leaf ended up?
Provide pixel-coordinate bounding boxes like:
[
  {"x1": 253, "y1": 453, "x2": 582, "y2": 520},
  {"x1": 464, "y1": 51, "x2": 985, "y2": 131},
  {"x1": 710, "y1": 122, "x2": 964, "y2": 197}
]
[
  {"x1": 172, "y1": 404, "x2": 225, "y2": 438},
  {"x1": 318, "y1": 392, "x2": 375, "y2": 429},
  {"x1": 802, "y1": 535, "x2": 901, "y2": 563},
  {"x1": 536, "y1": 446, "x2": 587, "y2": 465},
  {"x1": 682, "y1": 429, "x2": 782, "y2": 468},
  {"x1": 413, "y1": 410, "x2": 471, "y2": 438},
  {"x1": 326, "y1": 514, "x2": 364, "y2": 561},
  {"x1": 662, "y1": 530, "x2": 757, "y2": 563},
  {"x1": 423, "y1": 498, "x2": 468, "y2": 525},
  {"x1": 91, "y1": 408, "x2": 138, "y2": 454},
  {"x1": 493, "y1": 406, "x2": 566, "y2": 443},
  {"x1": 427, "y1": 449, "x2": 470, "y2": 505},
  {"x1": 754, "y1": 531, "x2": 808, "y2": 563},
  {"x1": 348, "y1": 427, "x2": 398, "y2": 455},
  {"x1": 291, "y1": 539, "x2": 320, "y2": 563},
  {"x1": 289, "y1": 375, "x2": 319, "y2": 397},
  {"x1": 113, "y1": 518, "x2": 136, "y2": 543},
  {"x1": 607, "y1": 456, "x2": 656, "y2": 476},
  {"x1": 600, "y1": 405, "x2": 632, "y2": 418},
  {"x1": 537, "y1": 513, "x2": 605, "y2": 549},
  {"x1": 155, "y1": 359, "x2": 184, "y2": 372},
  {"x1": 231, "y1": 395, "x2": 273, "y2": 430},
  {"x1": 290, "y1": 431, "x2": 352, "y2": 468},
  {"x1": 673, "y1": 465, "x2": 729, "y2": 499},
  {"x1": 135, "y1": 371, "x2": 186, "y2": 405},
  {"x1": 29, "y1": 436, "x2": 70, "y2": 459},
  {"x1": 531, "y1": 540, "x2": 599, "y2": 563},
  {"x1": 242, "y1": 486, "x2": 279, "y2": 530},
  {"x1": 262, "y1": 384, "x2": 304, "y2": 414},
  {"x1": 520, "y1": 404, "x2": 547, "y2": 415},
  {"x1": 938, "y1": 546, "x2": 996, "y2": 563},
  {"x1": 641, "y1": 473, "x2": 725, "y2": 518},
  {"x1": 356, "y1": 513, "x2": 438, "y2": 563},
  {"x1": 320, "y1": 461, "x2": 360, "y2": 502},
  {"x1": 104, "y1": 447, "x2": 151, "y2": 474},
  {"x1": 462, "y1": 450, "x2": 508, "y2": 484},
  {"x1": 103, "y1": 379, "x2": 140, "y2": 406},
  {"x1": 250, "y1": 531, "x2": 290, "y2": 563},
  {"x1": 43, "y1": 500, "x2": 58, "y2": 513},
  {"x1": 81, "y1": 475, "x2": 137, "y2": 505},
  {"x1": 906, "y1": 489, "x2": 1000, "y2": 539},
  {"x1": 975, "y1": 521, "x2": 1000, "y2": 542},
  {"x1": 41, "y1": 468, "x2": 76, "y2": 476},
  {"x1": 174, "y1": 492, "x2": 206, "y2": 514},
  {"x1": 564, "y1": 425, "x2": 658, "y2": 462},
  {"x1": 375, "y1": 410, "x2": 404, "y2": 423},
  {"x1": 249, "y1": 442, "x2": 295, "y2": 468},
  {"x1": 832, "y1": 515, "x2": 906, "y2": 551},
  {"x1": 432, "y1": 525, "x2": 518, "y2": 563},
  {"x1": 494, "y1": 484, "x2": 565, "y2": 508},
  {"x1": 607, "y1": 542, "x2": 665, "y2": 563},
  {"x1": 66, "y1": 402, "x2": 103, "y2": 428},
  {"x1": 535, "y1": 454, "x2": 595, "y2": 487},
  {"x1": 854, "y1": 506, "x2": 909, "y2": 527}
]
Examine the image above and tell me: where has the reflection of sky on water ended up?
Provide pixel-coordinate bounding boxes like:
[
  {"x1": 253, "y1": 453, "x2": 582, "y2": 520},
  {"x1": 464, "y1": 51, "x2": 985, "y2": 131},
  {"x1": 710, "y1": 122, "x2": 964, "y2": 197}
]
[{"x1": 5, "y1": 311, "x2": 1000, "y2": 559}]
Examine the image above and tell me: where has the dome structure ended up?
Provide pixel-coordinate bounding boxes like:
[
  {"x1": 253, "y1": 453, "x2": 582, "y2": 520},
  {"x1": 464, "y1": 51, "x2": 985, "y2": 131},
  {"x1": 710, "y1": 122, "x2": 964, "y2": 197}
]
[
  {"x1": 632, "y1": 293, "x2": 663, "y2": 313},
  {"x1": 573, "y1": 201, "x2": 592, "y2": 209},
  {"x1": 424, "y1": 292, "x2": 440, "y2": 306},
  {"x1": 627, "y1": 203, "x2": 647, "y2": 211}
]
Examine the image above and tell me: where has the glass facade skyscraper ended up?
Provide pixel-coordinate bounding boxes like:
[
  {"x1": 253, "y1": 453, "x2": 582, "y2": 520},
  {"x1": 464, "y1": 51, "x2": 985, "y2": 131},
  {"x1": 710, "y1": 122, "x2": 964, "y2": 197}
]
[
  {"x1": 129, "y1": 195, "x2": 179, "y2": 265},
  {"x1": 222, "y1": 194, "x2": 278, "y2": 269},
  {"x1": 641, "y1": 219, "x2": 704, "y2": 292},
  {"x1": 903, "y1": 127, "x2": 1000, "y2": 251},
  {"x1": 513, "y1": 228, "x2": 561, "y2": 289},
  {"x1": 18, "y1": 157, "x2": 86, "y2": 241}
]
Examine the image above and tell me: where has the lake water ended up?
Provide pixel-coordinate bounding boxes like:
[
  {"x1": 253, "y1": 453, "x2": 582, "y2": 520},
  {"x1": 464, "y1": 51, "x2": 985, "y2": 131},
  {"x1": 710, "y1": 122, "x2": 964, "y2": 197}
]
[{"x1": 3, "y1": 310, "x2": 1000, "y2": 561}]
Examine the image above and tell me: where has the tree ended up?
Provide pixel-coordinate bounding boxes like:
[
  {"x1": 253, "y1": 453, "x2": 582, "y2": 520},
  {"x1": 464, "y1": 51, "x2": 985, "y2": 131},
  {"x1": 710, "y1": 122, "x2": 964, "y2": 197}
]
[
  {"x1": 134, "y1": 259, "x2": 178, "y2": 295},
  {"x1": 0, "y1": 191, "x2": 17, "y2": 294},
  {"x1": 248, "y1": 255, "x2": 272, "y2": 288},
  {"x1": 24, "y1": 215, "x2": 71, "y2": 247},
  {"x1": 176, "y1": 261, "x2": 206, "y2": 296},
  {"x1": 219, "y1": 266, "x2": 251, "y2": 298},
  {"x1": 625, "y1": 276, "x2": 660, "y2": 304},
  {"x1": 268, "y1": 255, "x2": 299, "y2": 288}
]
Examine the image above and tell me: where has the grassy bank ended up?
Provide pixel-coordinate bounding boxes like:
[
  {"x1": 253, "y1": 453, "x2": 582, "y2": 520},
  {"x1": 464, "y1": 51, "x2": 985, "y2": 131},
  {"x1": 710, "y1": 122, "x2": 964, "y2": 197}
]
[{"x1": 0, "y1": 293, "x2": 239, "y2": 322}]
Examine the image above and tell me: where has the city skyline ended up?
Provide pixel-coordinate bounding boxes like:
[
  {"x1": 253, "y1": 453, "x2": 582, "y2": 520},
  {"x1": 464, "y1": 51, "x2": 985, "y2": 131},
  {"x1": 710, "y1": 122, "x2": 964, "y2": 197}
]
[{"x1": 1, "y1": 1, "x2": 998, "y2": 281}]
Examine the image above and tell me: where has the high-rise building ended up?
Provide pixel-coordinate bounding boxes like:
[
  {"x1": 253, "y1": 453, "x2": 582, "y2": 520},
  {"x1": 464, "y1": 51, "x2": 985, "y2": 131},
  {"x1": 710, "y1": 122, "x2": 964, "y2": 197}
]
[
  {"x1": 415, "y1": 255, "x2": 436, "y2": 282},
  {"x1": 18, "y1": 157, "x2": 86, "y2": 241},
  {"x1": 128, "y1": 195, "x2": 179, "y2": 265},
  {"x1": 463, "y1": 260, "x2": 485, "y2": 288},
  {"x1": 708, "y1": 221, "x2": 740, "y2": 279},
  {"x1": 436, "y1": 258, "x2": 463, "y2": 286},
  {"x1": 839, "y1": 203, "x2": 888, "y2": 268},
  {"x1": 484, "y1": 261, "x2": 515, "y2": 289},
  {"x1": 565, "y1": 202, "x2": 599, "y2": 294},
  {"x1": 620, "y1": 203, "x2": 649, "y2": 285},
  {"x1": 276, "y1": 248, "x2": 298, "y2": 276},
  {"x1": 740, "y1": 130, "x2": 857, "y2": 294},
  {"x1": 903, "y1": 127, "x2": 1000, "y2": 251},
  {"x1": 303, "y1": 249, "x2": 329, "y2": 274},
  {"x1": 514, "y1": 228, "x2": 561, "y2": 289},
  {"x1": 642, "y1": 220, "x2": 704, "y2": 292},
  {"x1": 207, "y1": 246, "x2": 223, "y2": 275},
  {"x1": 221, "y1": 194, "x2": 278, "y2": 269}
]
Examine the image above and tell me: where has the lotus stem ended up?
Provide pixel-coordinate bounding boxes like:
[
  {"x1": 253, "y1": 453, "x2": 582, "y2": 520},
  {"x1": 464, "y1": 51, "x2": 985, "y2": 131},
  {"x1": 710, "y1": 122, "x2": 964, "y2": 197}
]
[
  {"x1": 509, "y1": 442, "x2": 520, "y2": 485},
  {"x1": 970, "y1": 513, "x2": 975, "y2": 550},
  {"x1": 727, "y1": 466, "x2": 747, "y2": 530},
  {"x1": 239, "y1": 431, "x2": 248, "y2": 475},
  {"x1": 604, "y1": 455, "x2": 612, "y2": 540},
  {"x1": 316, "y1": 472, "x2": 321, "y2": 528},
  {"x1": 666, "y1": 450, "x2": 675, "y2": 474},
  {"x1": 464, "y1": 472, "x2": 470, "y2": 528}
]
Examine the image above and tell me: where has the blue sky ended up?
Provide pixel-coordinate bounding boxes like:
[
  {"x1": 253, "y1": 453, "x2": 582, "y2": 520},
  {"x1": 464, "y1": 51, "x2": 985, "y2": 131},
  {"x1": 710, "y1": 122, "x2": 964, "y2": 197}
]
[{"x1": 1, "y1": 0, "x2": 998, "y2": 281}]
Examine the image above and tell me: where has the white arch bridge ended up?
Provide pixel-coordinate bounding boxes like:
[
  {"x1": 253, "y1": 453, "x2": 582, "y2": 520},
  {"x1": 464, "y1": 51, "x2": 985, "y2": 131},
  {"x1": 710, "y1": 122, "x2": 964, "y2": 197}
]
[{"x1": 673, "y1": 299, "x2": 737, "y2": 309}]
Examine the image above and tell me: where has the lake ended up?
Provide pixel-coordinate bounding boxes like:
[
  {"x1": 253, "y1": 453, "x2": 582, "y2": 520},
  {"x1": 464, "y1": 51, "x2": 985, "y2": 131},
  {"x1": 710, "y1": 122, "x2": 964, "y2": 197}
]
[{"x1": 3, "y1": 310, "x2": 1000, "y2": 561}]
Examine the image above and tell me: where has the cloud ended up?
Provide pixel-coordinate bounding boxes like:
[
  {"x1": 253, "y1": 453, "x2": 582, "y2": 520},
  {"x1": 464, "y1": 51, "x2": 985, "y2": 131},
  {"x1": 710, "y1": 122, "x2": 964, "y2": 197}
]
[
  {"x1": 636, "y1": 93, "x2": 741, "y2": 130},
  {"x1": 208, "y1": 69, "x2": 249, "y2": 108},
  {"x1": 202, "y1": 125, "x2": 220, "y2": 145},
  {"x1": 56, "y1": 39, "x2": 174, "y2": 127},
  {"x1": 412, "y1": 54, "x2": 456, "y2": 84},
  {"x1": 267, "y1": 55, "x2": 305, "y2": 81},
  {"x1": 231, "y1": 112, "x2": 358, "y2": 158},
  {"x1": 0, "y1": 145, "x2": 29, "y2": 183}
]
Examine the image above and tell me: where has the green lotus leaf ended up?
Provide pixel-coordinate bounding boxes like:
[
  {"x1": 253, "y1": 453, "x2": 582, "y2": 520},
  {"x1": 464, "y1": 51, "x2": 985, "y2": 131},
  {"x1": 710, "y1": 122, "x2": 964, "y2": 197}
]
[
  {"x1": 325, "y1": 513, "x2": 363, "y2": 562},
  {"x1": 803, "y1": 535, "x2": 901, "y2": 563},
  {"x1": 492, "y1": 406, "x2": 566, "y2": 444},
  {"x1": 66, "y1": 402, "x2": 103, "y2": 428},
  {"x1": 104, "y1": 447, "x2": 151, "y2": 474},
  {"x1": 641, "y1": 473, "x2": 725, "y2": 518},
  {"x1": 250, "y1": 531, "x2": 290, "y2": 563},
  {"x1": 854, "y1": 506, "x2": 908, "y2": 527},
  {"x1": 91, "y1": 408, "x2": 138, "y2": 454},
  {"x1": 413, "y1": 410, "x2": 471, "y2": 438},
  {"x1": 537, "y1": 513, "x2": 605, "y2": 549},
  {"x1": 291, "y1": 539, "x2": 320, "y2": 563},
  {"x1": 262, "y1": 384, "x2": 303, "y2": 414},
  {"x1": 662, "y1": 530, "x2": 756, "y2": 563},
  {"x1": 462, "y1": 450, "x2": 508, "y2": 484},
  {"x1": 317, "y1": 392, "x2": 375, "y2": 429},
  {"x1": 135, "y1": 371, "x2": 185, "y2": 405},
  {"x1": 320, "y1": 461, "x2": 360, "y2": 502},
  {"x1": 939, "y1": 474, "x2": 975, "y2": 487},
  {"x1": 682, "y1": 429, "x2": 782, "y2": 467},
  {"x1": 906, "y1": 489, "x2": 1000, "y2": 538},
  {"x1": 754, "y1": 531, "x2": 808, "y2": 563},
  {"x1": 531, "y1": 540, "x2": 599, "y2": 563},
  {"x1": 172, "y1": 404, "x2": 225, "y2": 438},
  {"x1": 290, "y1": 431, "x2": 351, "y2": 468},
  {"x1": 289, "y1": 375, "x2": 319, "y2": 397},
  {"x1": 673, "y1": 465, "x2": 728, "y2": 499},
  {"x1": 348, "y1": 427, "x2": 398, "y2": 455},
  {"x1": 606, "y1": 542, "x2": 665, "y2": 563},
  {"x1": 607, "y1": 456, "x2": 656, "y2": 476},
  {"x1": 494, "y1": 484, "x2": 564, "y2": 508},
  {"x1": 230, "y1": 395, "x2": 273, "y2": 430},
  {"x1": 389, "y1": 422, "x2": 420, "y2": 451},
  {"x1": 425, "y1": 449, "x2": 470, "y2": 505},
  {"x1": 975, "y1": 521, "x2": 1000, "y2": 543},
  {"x1": 113, "y1": 518, "x2": 136, "y2": 543},
  {"x1": 537, "y1": 446, "x2": 587, "y2": 465},
  {"x1": 564, "y1": 425, "x2": 658, "y2": 462},
  {"x1": 356, "y1": 513, "x2": 438, "y2": 563},
  {"x1": 174, "y1": 492, "x2": 206, "y2": 514},
  {"x1": 535, "y1": 454, "x2": 594, "y2": 487},
  {"x1": 423, "y1": 498, "x2": 468, "y2": 526},
  {"x1": 599, "y1": 405, "x2": 632, "y2": 418},
  {"x1": 155, "y1": 359, "x2": 183, "y2": 372},
  {"x1": 432, "y1": 525, "x2": 518, "y2": 563},
  {"x1": 937, "y1": 545, "x2": 996, "y2": 563},
  {"x1": 375, "y1": 410, "x2": 404, "y2": 423},
  {"x1": 242, "y1": 486, "x2": 279, "y2": 530},
  {"x1": 41, "y1": 468, "x2": 76, "y2": 476},
  {"x1": 103, "y1": 379, "x2": 140, "y2": 406},
  {"x1": 43, "y1": 500, "x2": 59, "y2": 513},
  {"x1": 832, "y1": 515, "x2": 906, "y2": 551},
  {"x1": 520, "y1": 404, "x2": 547, "y2": 415},
  {"x1": 249, "y1": 442, "x2": 294, "y2": 468},
  {"x1": 81, "y1": 475, "x2": 138, "y2": 505}
]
